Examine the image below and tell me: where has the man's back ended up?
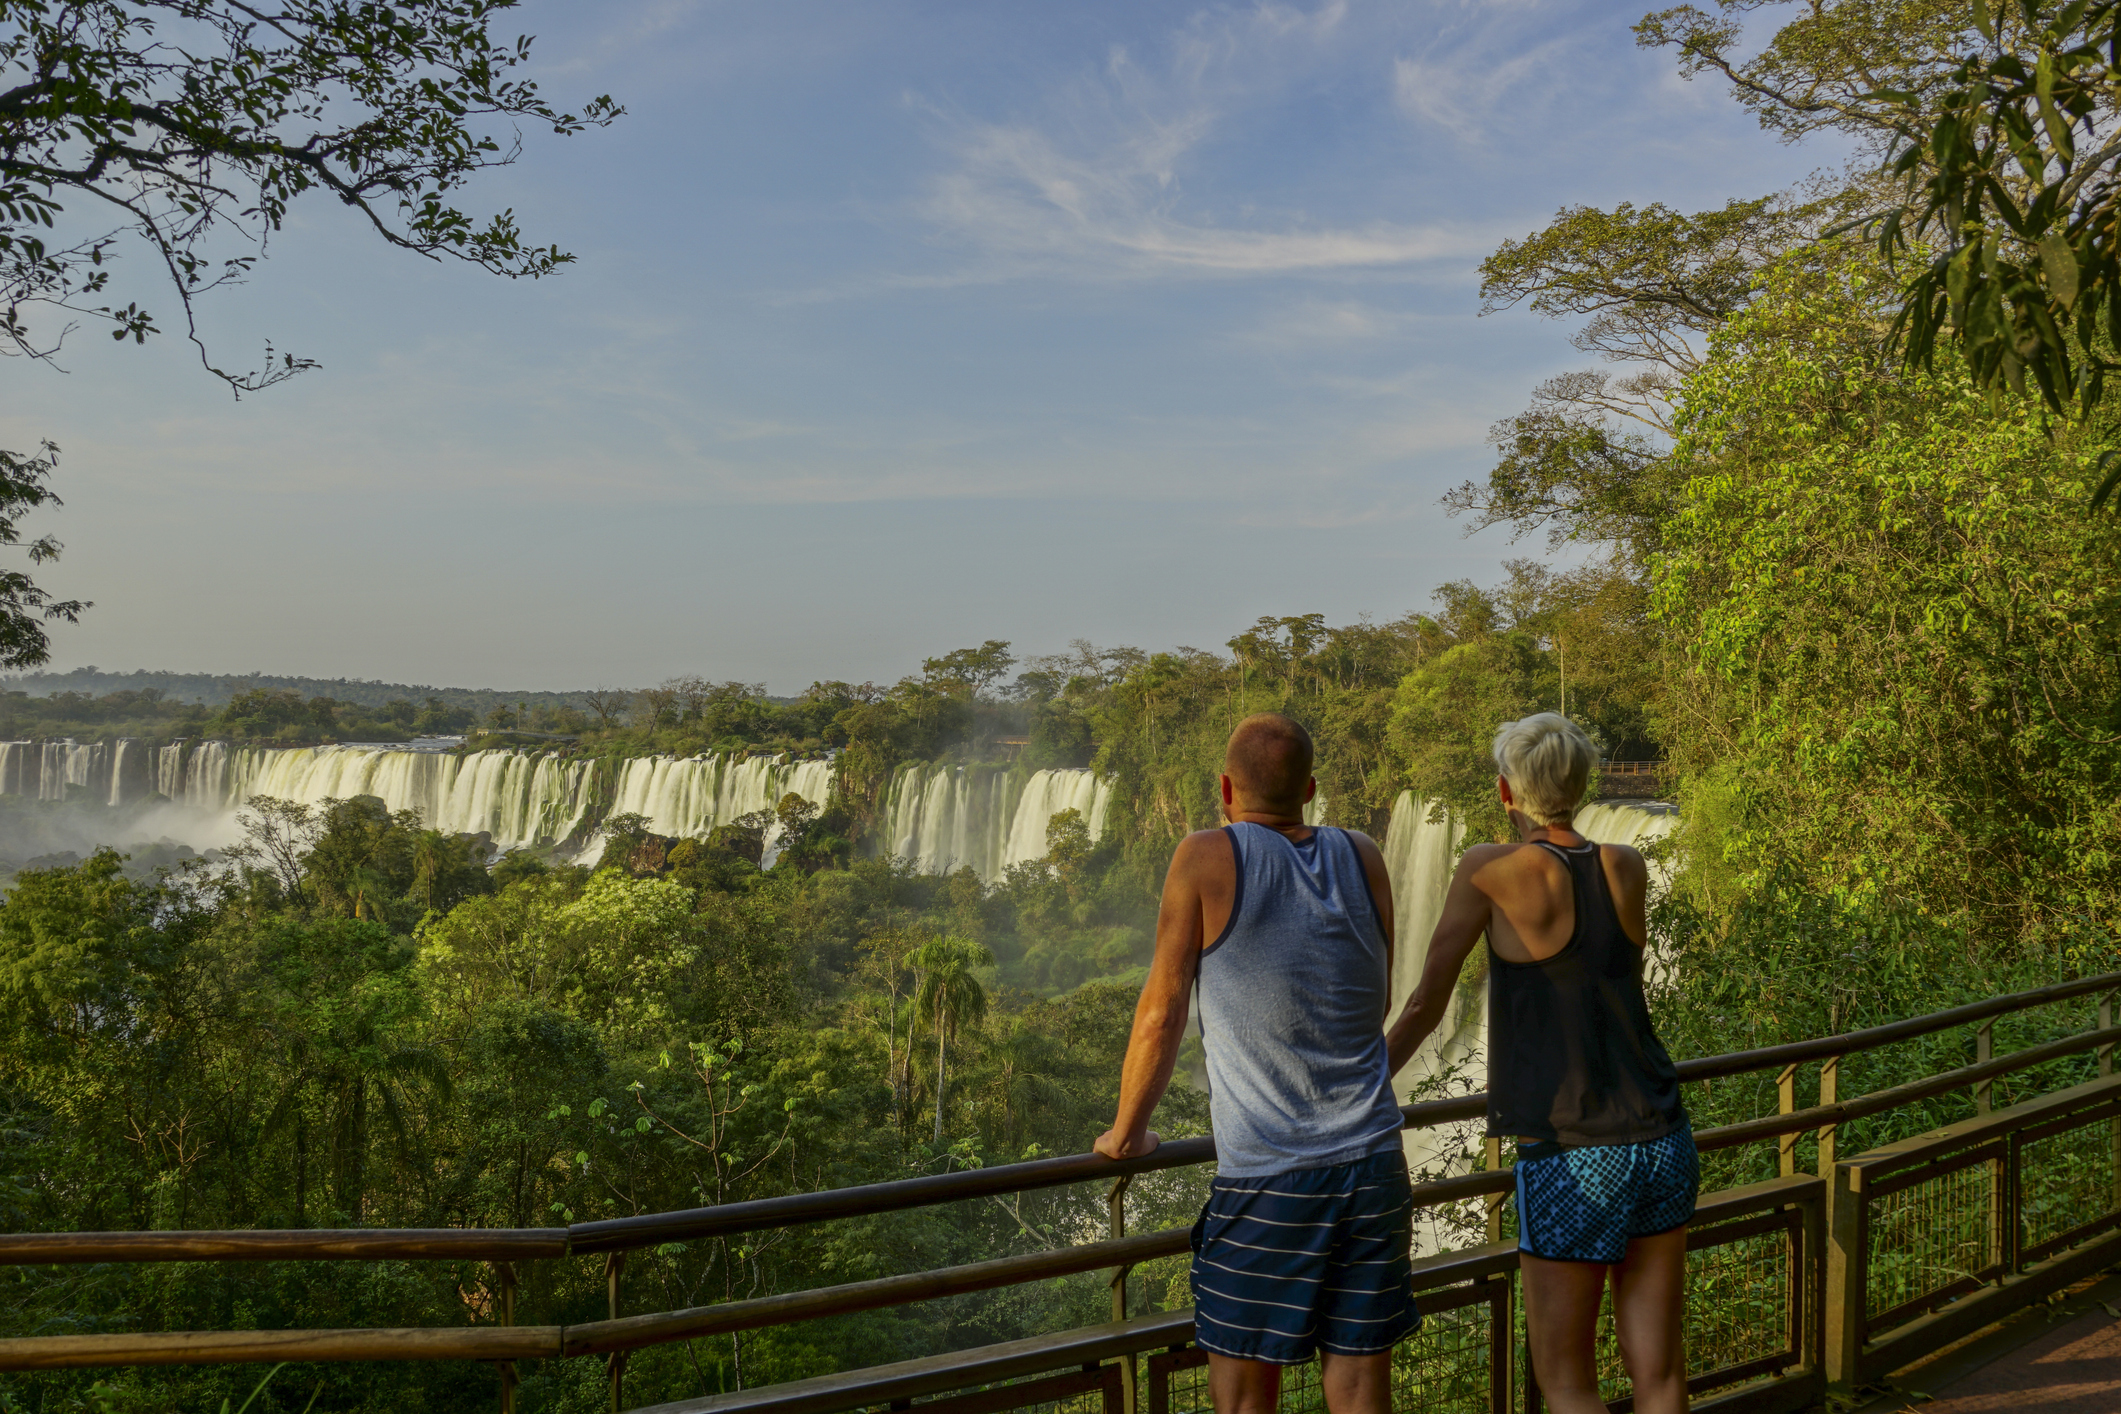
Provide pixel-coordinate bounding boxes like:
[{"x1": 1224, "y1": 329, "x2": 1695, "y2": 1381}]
[{"x1": 1194, "y1": 821, "x2": 1403, "y2": 1177}]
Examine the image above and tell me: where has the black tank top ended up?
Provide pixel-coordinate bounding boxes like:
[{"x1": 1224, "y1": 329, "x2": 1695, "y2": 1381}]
[{"x1": 1486, "y1": 839, "x2": 1685, "y2": 1146}]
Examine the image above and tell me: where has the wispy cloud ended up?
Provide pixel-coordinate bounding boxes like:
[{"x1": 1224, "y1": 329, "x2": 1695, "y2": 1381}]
[
  {"x1": 1226, "y1": 298, "x2": 1431, "y2": 347},
  {"x1": 910, "y1": 2, "x2": 1478, "y2": 281},
  {"x1": 1392, "y1": 34, "x2": 1571, "y2": 142}
]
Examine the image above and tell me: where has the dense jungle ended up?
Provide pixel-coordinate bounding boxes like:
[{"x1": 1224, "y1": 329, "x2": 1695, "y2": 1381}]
[{"x1": 8, "y1": 0, "x2": 2121, "y2": 1411}]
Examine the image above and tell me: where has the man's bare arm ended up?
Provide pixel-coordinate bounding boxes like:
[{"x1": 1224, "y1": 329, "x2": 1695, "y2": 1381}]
[
  {"x1": 1385, "y1": 849, "x2": 1494, "y2": 1075},
  {"x1": 1347, "y1": 829, "x2": 1397, "y2": 978},
  {"x1": 1094, "y1": 832, "x2": 1218, "y2": 1160}
]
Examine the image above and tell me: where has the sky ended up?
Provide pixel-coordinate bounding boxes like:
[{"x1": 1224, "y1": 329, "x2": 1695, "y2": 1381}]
[{"x1": 5, "y1": 0, "x2": 1834, "y2": 694}]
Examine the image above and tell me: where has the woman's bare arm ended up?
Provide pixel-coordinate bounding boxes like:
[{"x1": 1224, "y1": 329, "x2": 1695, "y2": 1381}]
[{"x1": 1385, "y1": 847, "x2": 1496, "y2": 1075}]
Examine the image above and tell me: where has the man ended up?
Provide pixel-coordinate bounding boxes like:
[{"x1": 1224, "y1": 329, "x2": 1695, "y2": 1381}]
[
  {"x1": 1384, "y1": 713, "x2": 1693, "y2": 1414},
  {"x1": 1095, "y1": 713, "x2": 1414, "y2": 1414}
]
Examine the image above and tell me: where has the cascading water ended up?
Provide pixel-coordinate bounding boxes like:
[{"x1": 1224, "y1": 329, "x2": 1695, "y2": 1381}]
[
  {"x1": 0, "y1": 737, "x2": 1114, "y2": 878},
  {"x1": 0, "y1": 739, "x2": 143, "y2": 805},
  {"x1": 867, "y1": 763, "x2": 1112, "y2": 876}
]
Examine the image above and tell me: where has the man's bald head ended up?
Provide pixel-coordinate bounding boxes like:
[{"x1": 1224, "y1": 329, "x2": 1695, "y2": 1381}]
[{"x1": 1224, "y1": 713, "x2": 1315, "y2": 815}]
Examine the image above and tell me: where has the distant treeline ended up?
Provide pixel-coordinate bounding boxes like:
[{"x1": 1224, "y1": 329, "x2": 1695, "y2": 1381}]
[
  {"x1": 0, "y1": 668, "x2": 629, "y2": 714},
  {"x1": 0, "y1": 687, "x2": 484, "y2": 746}
]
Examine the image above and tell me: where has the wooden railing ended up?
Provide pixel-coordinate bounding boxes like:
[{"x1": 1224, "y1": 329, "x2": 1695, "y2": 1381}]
[{"x1": 5, "y1": 973, "x2": 2120, "y2": 1414}]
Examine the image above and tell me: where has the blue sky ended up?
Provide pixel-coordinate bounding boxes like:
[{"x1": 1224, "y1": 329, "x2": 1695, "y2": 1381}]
[{"x1": 6, "y1": 0, "x2": 1832, "y2": 693}]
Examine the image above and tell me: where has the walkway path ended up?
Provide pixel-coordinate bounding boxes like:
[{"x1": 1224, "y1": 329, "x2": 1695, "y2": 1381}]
[{"x1": 1859, "y1": 1275, "x2": 2121, "y2": 1413}]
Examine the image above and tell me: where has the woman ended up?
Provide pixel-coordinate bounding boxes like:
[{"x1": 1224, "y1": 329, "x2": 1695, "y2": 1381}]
[{"x1": 1385, "y1": 713, "x2": 1692, "y2": 1414}]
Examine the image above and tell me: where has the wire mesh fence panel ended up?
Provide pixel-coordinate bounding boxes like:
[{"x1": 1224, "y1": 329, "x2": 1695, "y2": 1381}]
[
  {"x1": 1684, "y1": 1226, "x2": 1793, "y2": 1380},
  {"x1": 1865, "y1": 1159, "x2": 1991, "y2": 1323},
  {"x1": 1146, "y1": 1297, "x2": 1498, "y2": 1414},
  {"x1": 2020, "y1": 1116, "x2": 2117, "y2": 1257},
  {"x1": 1389, "y1": 1298, "x2": 1495, "y2": 1414},
  {"x1": 1156, "y1": 1354, "x2": 1211, "y2": 1414}
]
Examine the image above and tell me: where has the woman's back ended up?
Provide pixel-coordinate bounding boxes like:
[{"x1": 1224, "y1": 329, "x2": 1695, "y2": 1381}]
[{"x1": 1481, "y1": 836, "x2": 1682, "y2": 1146}]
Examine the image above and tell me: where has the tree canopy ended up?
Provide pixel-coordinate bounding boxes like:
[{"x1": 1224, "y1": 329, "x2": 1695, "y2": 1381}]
[{"x1": 1, "y1": 0, "x2": 620, "y2": 388}]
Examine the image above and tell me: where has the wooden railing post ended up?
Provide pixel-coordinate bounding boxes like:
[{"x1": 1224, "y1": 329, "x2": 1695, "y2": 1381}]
[
  {"x1": 1485, "y1": 1136, "x2": 1505, "y2": 1244},
  {"x1": 1777, "y1": 1064, "x2": 1799, "y2": 1178},
  {"x1": 1975, "y1": 1020, "x2": 1994, "y2": 1113},
  {"x1": 1817, "y1": 1055, "x2": 1839, "y2": 1175},
  {"x1": 1798, "y1": 1185, "x2": 1825, "y2": 1380},
  {"x1": 2102, "y1": 994, "x2": 2118, "y2": 1213},
  {"x1": 1108, "y1": 1175, "x2": 1136, "y2": 1414},
  {"x1": 494, "y1": 1260, "x2": 518, "y2": 1414},
  {"x1": 1824, "y1": 1161, "x2": 1864, "y2": 1393},
  {"x1": 605, "y1": 1251, "x2": 627, "y2": 1413}
]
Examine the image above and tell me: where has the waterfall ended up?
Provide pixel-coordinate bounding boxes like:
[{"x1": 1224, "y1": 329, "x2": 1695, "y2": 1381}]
[
  {"x1": 0, "y1": 739, "x2": 118, "y2": 803},
  {"x1": 0, "y1": 738, "x2": 1106, "y2": 879},
  {"x1": 868, "y1": 764, "x2": 1112, "y2": 877}
]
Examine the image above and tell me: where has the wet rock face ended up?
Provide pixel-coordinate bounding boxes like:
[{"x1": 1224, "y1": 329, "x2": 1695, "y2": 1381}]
[{"x1": 626, "y1": 833, "x2": 675, "y2": 875}]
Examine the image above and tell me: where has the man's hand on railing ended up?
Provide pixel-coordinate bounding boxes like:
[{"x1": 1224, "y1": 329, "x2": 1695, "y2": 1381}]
[{"x1": 1093, "y1": 1127, "x2": 1161, "y2": 1160}]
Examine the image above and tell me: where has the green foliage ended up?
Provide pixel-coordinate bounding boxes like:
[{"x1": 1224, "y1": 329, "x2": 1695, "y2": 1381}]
[
  {"x1": 0, "y1": 804, "x2": 1216, "y2": 1410},
  {"x1": 1867, "y1": 0, "x2": 2121, "y2": 422},
  {"x1": 1389, "y1": 635, "x2": 1549, "y2": 841},
  {"x1": 1, "y1": 0, "x2": 621, "y2": 389},
  {"x1": 1656, "y1": 256, "x2": 2121, "y2": 958},
  {"x1": 0, "y1": 442, "x2": 86, "y2": 670}
]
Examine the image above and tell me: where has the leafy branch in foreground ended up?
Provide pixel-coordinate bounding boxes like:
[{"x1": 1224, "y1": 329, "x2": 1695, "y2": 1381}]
[
  {"x1": 0, "y1": 0, "x2": 622, "y2": 392},
  {"x1": 1857, "y1": 1, "x2": 2121, "y2": 430},
  {"x1": 0, "y1": 441, "x2": 84, "y2": 667}
]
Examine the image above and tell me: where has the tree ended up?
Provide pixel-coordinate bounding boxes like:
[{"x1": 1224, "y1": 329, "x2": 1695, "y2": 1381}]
[
  {"x1": 1044, "y1": 809, "x2": 1093, "y2": 903},
  {"x1": 923, "y1": 641, "x2": 1016, "y2": 700},
  {"x1": 1655, "y1": 256, "x2": 2121, "y2": 946},
  {"x1": 0, "y1": 442, "x2": 84, "y2": 667},
  {"x1": 910, "y1": 936, "x2": 992, "y2": 1149},
  {"x1": 1387, "y1": 632, "x2": 1553, "y2": 841},
  {"x1": 633, "y1": 686, "x2": 678, "y2": 730},
  {"x1": 1459, "y1": 196, "x2": 1834, "y2": 566},
  {"x1": 856, "y1": 926, "x2": 925, "y2": 1133},
  {"x1": 223, "y1": 795, "x2": 321, "y2": 901},
  {"x1": 707, "y1": 808, "x2": 774, "y2": 867},
  {"x1": 0, "y1": 0, "x2": 621, "y2": 388},
  {"x1": 1635, "y1": 0, "x2": 2121, "y2": 454},
  {"x1": 581, "y1": 687, "x2": 632, "y2": 730}
]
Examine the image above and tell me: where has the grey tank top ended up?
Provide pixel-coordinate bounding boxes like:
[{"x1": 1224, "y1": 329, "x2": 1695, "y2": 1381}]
[{"x1": 1197, "y1": 822, "x2": 1406, "y2": 1178}]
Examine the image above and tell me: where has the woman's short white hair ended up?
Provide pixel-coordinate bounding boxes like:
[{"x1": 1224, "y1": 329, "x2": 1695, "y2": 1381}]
[{"x1": 1491, "y1": 713, "x2": 1595, "y2": 826}]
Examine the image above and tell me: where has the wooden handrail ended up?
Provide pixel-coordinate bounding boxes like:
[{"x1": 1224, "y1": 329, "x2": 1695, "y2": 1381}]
[
  {"x1": 0, "y1": 1173, "x2": 1839, "y2": 1374},
  {"x1": 3, "y1": 970, "x2": 2112, "y2": 1267},
  {"x1": 3, "y1": 1039, "x2": 2111, "y2": 1375}
]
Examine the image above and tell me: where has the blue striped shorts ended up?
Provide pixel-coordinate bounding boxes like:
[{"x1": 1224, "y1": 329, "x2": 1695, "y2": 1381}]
[{"x1": 1189, "y1": 1148, "x2": 1421, "y2": 1364}]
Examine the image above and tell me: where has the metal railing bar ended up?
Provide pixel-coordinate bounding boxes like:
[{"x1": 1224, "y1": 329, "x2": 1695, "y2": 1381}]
[
  {"x1": 8, "y1": 977, "x2": 2112, "y2": 1269},
  {"x1": 567, "y1": 1136, "x2": 1216, "y2": 1256},
  {"x1": 561, "y1": 1228, "x2": 1193, "y2": 1358},
  {"x1": 1694, "y1": 1027, "x2": 2121, "y2": 1159}
]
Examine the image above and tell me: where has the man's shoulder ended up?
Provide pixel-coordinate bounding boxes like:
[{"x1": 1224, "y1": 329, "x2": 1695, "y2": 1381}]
[{"x1": 1169, "y1": 827, "x2": 1235, "y2": 875}]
